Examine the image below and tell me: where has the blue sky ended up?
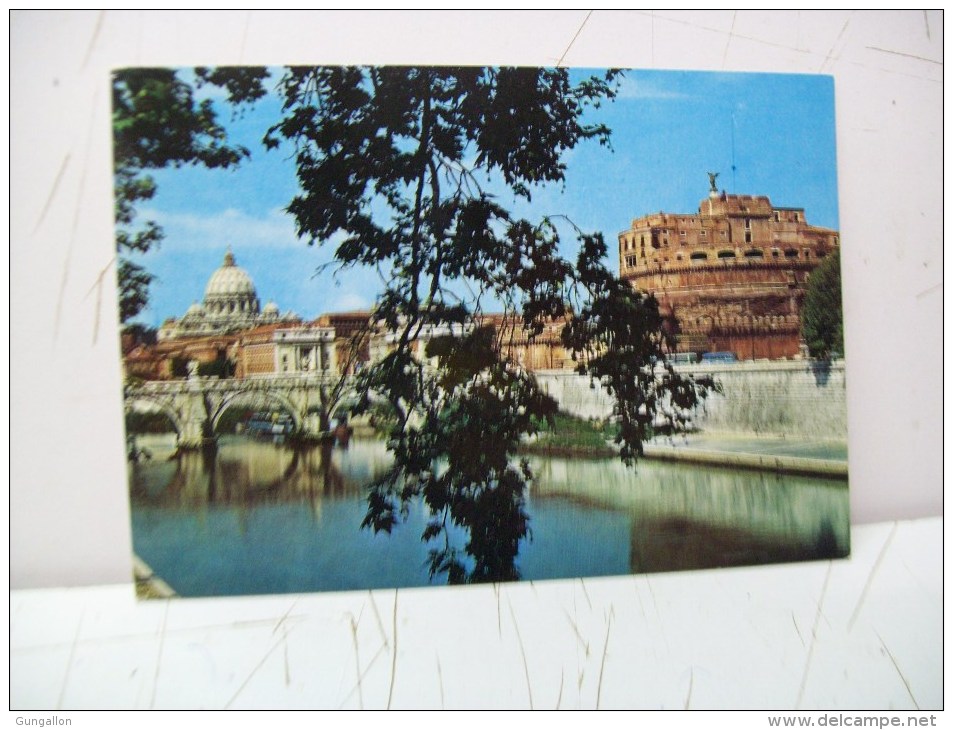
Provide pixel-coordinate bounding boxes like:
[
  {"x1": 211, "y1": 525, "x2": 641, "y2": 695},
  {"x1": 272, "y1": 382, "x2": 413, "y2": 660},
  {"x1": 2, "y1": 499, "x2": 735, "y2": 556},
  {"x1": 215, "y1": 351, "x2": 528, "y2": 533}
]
[{"x1": 130, "y1": 68, "x2": 839, "y2": 327}]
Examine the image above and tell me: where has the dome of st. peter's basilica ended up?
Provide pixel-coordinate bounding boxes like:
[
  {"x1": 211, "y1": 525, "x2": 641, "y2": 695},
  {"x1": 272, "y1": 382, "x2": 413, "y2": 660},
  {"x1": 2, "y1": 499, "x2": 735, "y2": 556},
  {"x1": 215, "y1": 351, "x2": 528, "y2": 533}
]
[{"x1": 158, "y1": 249, "x2": 297, "y2": 341}]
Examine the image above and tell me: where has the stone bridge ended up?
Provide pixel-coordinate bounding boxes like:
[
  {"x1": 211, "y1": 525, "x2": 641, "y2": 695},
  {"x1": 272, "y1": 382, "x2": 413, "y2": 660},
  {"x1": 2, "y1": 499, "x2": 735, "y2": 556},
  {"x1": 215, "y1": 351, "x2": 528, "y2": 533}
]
[
  {"x1": 128, "y1": 361, "x2": 847, "y2": 449},
  {"x1": 125, "y1": 374, "x2": 355, "y2": 448}
]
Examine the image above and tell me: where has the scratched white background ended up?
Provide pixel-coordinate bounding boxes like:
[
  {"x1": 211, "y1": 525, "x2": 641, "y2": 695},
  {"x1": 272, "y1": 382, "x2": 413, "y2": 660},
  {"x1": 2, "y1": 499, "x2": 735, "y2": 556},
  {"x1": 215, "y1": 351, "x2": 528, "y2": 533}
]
[{"x1": 10, "y1": 11, "x2": 943, "y2": 710}]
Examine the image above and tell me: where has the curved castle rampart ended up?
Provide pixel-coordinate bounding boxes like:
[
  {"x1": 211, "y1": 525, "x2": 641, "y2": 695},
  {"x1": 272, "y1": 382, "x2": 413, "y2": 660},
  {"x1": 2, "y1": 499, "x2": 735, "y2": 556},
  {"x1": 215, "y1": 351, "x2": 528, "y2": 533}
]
[{"x1": 619, "y1": 189, "x2": 839, "y2": 359}]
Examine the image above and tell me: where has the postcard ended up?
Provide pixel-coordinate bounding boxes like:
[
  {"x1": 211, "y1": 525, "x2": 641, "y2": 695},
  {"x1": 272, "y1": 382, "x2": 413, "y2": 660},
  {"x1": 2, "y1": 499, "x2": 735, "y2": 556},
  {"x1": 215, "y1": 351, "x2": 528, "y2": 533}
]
[{"x1": 116, "y1": 66, "x2": 848, "y2": 598}]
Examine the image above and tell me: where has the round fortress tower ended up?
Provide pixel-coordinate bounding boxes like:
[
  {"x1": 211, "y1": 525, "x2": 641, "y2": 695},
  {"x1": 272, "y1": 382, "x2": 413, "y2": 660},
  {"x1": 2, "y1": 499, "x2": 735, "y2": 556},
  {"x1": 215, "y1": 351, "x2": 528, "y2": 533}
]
[{"x1": 618, "y1": 181, "x2": 839, "y2": 360}]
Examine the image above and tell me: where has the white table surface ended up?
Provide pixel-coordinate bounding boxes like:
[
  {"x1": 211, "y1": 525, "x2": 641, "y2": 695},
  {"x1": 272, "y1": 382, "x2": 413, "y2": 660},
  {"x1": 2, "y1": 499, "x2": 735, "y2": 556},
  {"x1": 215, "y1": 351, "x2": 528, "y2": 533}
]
[
  {"x1": 11, "y1": 517, "x2": 942, "y2": 711},
  {"x1": 9, "y1": 10, "x2": 944, "y2": 716}
]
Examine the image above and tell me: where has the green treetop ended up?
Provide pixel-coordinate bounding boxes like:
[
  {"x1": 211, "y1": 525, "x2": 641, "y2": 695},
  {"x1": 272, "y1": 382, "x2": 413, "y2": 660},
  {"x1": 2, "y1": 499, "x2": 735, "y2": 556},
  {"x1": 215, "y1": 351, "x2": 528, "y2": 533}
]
[{"x1": 801, "y1": 249, "x2": 844, "y2": 360}]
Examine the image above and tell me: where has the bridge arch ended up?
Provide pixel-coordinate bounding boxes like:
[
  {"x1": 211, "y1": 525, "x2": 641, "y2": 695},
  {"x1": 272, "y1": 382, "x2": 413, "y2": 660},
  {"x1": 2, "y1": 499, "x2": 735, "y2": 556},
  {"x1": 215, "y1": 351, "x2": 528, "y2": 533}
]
[
  {"x1": 328, "y1": 394, "x2": 361, "y2": 423},
  {"x1": 125, "y1": 396, "x2": 184, "y2": 437},
  {"x1": 210, "y1": 389, "x2": 304, "y2": 435}
]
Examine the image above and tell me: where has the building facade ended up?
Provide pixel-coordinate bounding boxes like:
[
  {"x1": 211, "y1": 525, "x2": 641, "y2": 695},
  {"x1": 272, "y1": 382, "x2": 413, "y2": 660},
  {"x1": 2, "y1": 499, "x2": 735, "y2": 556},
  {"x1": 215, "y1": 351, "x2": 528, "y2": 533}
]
[
  {"x1": 274, "y1": 326, "x2": 337, "y2": 375},
  {"x1": 315, "y1": 311, "x2": 373, "y2": 375},
  {"x1": 481, "y1": 314, "x2": 573, "y2": 372},
  {"x1": 618, "y1": 185, "x2": 839, "y2": 360}
]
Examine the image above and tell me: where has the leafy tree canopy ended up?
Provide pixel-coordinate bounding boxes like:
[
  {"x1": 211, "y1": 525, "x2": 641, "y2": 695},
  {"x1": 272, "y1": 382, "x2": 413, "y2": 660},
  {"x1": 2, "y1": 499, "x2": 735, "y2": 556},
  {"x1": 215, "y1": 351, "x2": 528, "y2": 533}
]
[
  {"x1": 801, "y1": 249, "x2": 844, "y2": 360},
  {"x1": 247, "y1": 65, "x2": 715, "y2": 582},
  {"x1": 118, "y1": 65, "x2": 717, "y2": 583},
  {"x1": 112, "y1": 67, "x2": 267, "y2": 323}
]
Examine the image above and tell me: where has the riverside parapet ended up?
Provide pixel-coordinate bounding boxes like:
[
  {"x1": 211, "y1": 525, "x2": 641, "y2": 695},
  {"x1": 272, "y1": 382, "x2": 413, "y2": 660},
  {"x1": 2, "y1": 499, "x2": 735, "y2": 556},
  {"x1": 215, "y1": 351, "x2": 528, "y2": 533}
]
[{"x1": 534, "y1": 359, "x2": 847, "y2": 442}]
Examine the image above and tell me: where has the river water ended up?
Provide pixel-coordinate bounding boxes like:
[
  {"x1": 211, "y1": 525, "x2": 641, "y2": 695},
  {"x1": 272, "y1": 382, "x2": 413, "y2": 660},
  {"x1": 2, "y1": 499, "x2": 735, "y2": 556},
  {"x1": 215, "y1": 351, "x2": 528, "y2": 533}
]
[{"x1": 128, "y1": 434, "x2": 849, "y2": 597}]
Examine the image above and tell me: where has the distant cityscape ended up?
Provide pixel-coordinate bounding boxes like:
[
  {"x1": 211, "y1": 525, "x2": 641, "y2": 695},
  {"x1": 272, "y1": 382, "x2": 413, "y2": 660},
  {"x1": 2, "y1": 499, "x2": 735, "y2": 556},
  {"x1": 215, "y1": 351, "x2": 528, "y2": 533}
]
[{"x1": 122, "y1": 185, "x2": 839, "y2": 381}]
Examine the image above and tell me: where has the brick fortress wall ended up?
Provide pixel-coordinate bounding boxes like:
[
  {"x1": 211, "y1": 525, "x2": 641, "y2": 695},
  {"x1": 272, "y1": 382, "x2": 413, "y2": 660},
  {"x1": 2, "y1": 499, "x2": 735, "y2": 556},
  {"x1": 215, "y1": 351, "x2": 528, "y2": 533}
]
[{"x1": 619, "y1": 190, "x2": 839, "y2": 359}]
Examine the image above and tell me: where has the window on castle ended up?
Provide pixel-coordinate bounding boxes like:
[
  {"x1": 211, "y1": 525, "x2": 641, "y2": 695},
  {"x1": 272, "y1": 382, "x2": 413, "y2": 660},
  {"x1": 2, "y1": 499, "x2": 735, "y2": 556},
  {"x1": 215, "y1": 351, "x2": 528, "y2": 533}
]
[
  {"x1": 744, "y1": 217, "x2": 751, "y2": 229},
  {"x1": 774, "y1": 211, "x2": 781, "y2": 222},
  {"x1": 772, "y1": 249, "x2": 781, "y2": 258},
  {"x1": 717, "y1": 250, "x2": 736, "y2": 259},
  {"x1": 803, "y1": 249, "x2": 811, "y2": 259},
  {"x1": 744, "y1": 231, "x2": 752, "y2": 243},
  {"x1": 744, "y1": 249, "x2": 764, "y2": 259},
  {"x1": 700, "y1": 229, "x2": 707, "y2": 237},
  {"x1": 690, "y1": 251, "x2": 708, "y2": 261},
  {"x1": 784, "y1": 249, "x2": 799, "y2": 258}
]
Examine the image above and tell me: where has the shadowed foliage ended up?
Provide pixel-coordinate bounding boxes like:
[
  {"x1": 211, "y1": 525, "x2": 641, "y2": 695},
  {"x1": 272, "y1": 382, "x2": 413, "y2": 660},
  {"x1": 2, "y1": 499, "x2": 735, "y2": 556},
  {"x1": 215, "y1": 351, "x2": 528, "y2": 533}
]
[
  {"x1": 251, "y1": 66, "x2": 716, "y2": 582},
  {"x1": 801, "y1": 249, "x2": 844, "y2": 360},
  {"x1": 119, "y1": 65, "x2": 717, "y2": 583}
]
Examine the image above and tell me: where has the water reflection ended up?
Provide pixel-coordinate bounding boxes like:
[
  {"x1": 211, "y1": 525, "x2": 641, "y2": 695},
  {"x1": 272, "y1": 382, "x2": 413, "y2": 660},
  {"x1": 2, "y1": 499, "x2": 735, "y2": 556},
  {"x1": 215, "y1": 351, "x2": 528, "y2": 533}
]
[
  {"x1": 529, "y1": 457, "x2": 850, "y2": 572},
  {"x1": 130, "y1": 435, "x2": 387, "y2": 504},
  {"x1": 128, "y1": 435, "x2": 849, "y2": 596}
]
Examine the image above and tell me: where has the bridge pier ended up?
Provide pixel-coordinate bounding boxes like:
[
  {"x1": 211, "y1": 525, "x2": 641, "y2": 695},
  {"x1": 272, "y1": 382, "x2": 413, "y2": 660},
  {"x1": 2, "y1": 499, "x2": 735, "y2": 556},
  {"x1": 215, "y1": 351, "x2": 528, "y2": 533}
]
[
  {"x1": 176, "y1": 420, "x2": 215, "y2": 450},
  {"x1": 299, "y1": 412, "x2": 328, "y2": 441}
]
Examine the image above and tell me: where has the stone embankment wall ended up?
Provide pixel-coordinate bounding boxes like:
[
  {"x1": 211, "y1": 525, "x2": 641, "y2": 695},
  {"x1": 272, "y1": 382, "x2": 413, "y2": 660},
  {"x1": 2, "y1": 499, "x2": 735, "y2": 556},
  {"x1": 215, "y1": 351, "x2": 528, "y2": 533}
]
[{"x1": 534, "y1": 359, "x2": 847, "y2": 441}]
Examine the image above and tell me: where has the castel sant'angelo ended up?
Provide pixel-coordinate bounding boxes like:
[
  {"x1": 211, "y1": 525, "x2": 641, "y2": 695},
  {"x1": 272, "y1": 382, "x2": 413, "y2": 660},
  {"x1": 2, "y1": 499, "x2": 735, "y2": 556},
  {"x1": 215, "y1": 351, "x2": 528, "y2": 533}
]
[{"x1": 619, "y1": 174, "x2": 840, "y2": 360}]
